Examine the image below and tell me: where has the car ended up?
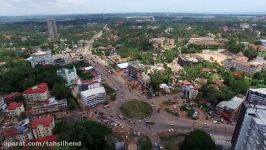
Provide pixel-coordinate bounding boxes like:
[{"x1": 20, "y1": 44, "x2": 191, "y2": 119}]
[
  {"x1": 118, "y1": 114, "x2": 123, "y2": 119},
  {"x1": 168, "y1": 129, "x2": 174, "y2": 132}
]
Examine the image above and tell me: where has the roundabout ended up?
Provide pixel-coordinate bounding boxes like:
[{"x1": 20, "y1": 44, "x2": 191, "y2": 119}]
[{"x1": 121, "y1": 101, "x2": 152, "y2": 119}]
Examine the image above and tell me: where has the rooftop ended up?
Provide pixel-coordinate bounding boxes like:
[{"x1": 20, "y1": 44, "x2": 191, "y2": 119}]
[
  {"x1": 31, "y1": 115, "x2": 54, "y2": 128},
  {"x1": 23, "y1": 83, "x2": 48, "y2": 95},
  {"x1": 80, "y1": 87, "x2": 106, "y2": 97},
  {"x1": 249, "y1": 88, "x2": 266, "y2": 95},
  {"x1": 34, "y1": 135, "x2": 58, "y2": 143},
  {"x1": 217, "y1": 96, "x2": 244, "y2": 110},
  {"x1": 7, "y1": 102, "x2": 23, "y2": 110}
]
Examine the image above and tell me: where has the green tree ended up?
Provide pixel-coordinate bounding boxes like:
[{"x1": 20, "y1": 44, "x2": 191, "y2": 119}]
[
  {"x1": 180, "y1": 130, "x2": 217, "y2": 150},
  {"x1": 56, "y1": 120, "x2": 112, "y2": 150}
]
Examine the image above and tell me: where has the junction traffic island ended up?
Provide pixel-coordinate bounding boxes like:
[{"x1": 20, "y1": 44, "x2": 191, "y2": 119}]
[{"x1": 121, "y1": 101, "x2": 152, "y2": 119}]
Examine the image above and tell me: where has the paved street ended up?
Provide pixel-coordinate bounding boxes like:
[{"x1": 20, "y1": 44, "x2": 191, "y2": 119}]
[{"x1": 81, "y1": 27, "x2": 235, "y2": 145}]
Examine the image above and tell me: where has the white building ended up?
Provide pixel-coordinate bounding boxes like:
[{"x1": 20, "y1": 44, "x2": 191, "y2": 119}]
[
  {"x1": 78, "y1": 79, "x2": 101, "y2": 92},
  {"x1": 31, "y1": 50, "x2": 53, "y2": 67},
  {"x1": 0, "y1": 97, "x2": 7, "y2": 112},
  {"x1": 16, "y1": 119, "x2": 34, "y2": 142},
  {"x1": 232, "y1": 88, "x2": 266, "y2": 150},
  {"x1": 80, "y1": 87, "x2": 106, "y2": 107},
  {"x1": 7, "y1": 102, "x2": 25, "y2": 117},
  {"x1": 31, "y1": 115, "x2": 55, "y2": 139},
  {"x1": 240, "y1": 23, "x2": 250, "y2": 30},
  {"x1": 57, "y1": 66, "x2": 78, "y2": 85}
]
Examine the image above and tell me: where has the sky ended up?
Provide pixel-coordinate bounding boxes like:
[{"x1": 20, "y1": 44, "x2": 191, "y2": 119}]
[{"x1": 0, "y1": 0, "x2": 266, "y2": 16}]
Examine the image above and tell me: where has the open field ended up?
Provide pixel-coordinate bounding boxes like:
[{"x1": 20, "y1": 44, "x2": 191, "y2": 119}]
[{"x1": 196, "y1": 49, "x2": 233, "y2": 65}]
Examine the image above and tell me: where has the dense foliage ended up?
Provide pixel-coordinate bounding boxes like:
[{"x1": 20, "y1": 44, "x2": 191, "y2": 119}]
[
  {"x1": 180, "y1": 130, "x2": 217, "y2": 150},
  {"x1": 54, "y1": 120, "x2": 113, "y2": 150}
]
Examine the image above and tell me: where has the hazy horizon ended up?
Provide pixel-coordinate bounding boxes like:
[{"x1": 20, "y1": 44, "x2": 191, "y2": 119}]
[{"x1": 0, "y1": 0, "x2": 266, "y2": 16}]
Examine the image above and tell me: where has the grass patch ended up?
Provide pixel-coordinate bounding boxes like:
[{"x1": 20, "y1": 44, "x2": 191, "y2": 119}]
[
  {"x1": 259, "y1": 51, "x2": 266, "y2": 57},
  {"x1": 121, "y1": 101, "x2": 152, "y2": 119}
]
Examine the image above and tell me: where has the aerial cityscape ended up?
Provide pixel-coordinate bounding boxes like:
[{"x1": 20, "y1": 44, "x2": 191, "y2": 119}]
[{"x1": 1, "y1": 0, "x2": 266, "y2": 150}]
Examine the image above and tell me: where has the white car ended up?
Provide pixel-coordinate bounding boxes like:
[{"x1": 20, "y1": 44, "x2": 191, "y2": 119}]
[{"x1": 168, "y1": 129, "x2": 174, "y2": 132}]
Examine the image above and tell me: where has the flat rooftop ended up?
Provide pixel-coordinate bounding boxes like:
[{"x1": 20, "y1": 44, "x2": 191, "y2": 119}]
[{"x1": 80, "y1": 87, "x2": 106, "y2": 97}]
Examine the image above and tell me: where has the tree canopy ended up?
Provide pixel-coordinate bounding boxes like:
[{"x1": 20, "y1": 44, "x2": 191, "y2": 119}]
[
  {"x1": 54, "y1": 120, "x2": 113, "y2": 150},
  {"x1": 180, "y1": 129, "x2": 217, "y2": 150}
]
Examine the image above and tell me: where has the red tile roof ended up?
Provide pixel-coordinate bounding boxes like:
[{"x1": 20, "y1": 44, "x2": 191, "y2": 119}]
[
  {"x1": 82, "y1": 80, "x2": 98, "y2": 85},
  {"x1": 7, "y1": 102, "x2": 23, "y2": 110},
  {"x1": 23, "y1": 83, "x2": 48, "y2": 94},
  {"x1": 3, "y1": 92, "x2": 20, "y2": 102},
  {"x1": 193, "y1": 85, "x2": 201, "y2": 90},
  {"x1": 31, "y1": 115, "x2": 54, "y2": 129},
  {"x1": 180, "y1": 80, "x2": 192, "y2": 86},
  {"x1": 2, "y1": 127, "x2": 18, "y2": 137},
  {"x1": 34, "y1": 135, "x2": 58, "y2": 143}
]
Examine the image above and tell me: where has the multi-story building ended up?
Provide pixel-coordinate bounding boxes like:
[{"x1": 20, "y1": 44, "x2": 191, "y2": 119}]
[
  {"x1": 3, "y1": 92, "x2": 21, "y2": 104},
  {"x1": 31, "y1": 98, "x2": 68, "y2": 116},
  {"x1": 216, "y1": 96, "x2": 244, "y2": 121},
  {"x1": 31, "y1": 115, "x2": 55, "y2": 139},
  {"x1": 16, "y1": 118, "x2": 34, "y2": 142},
  {"x1": 23, "y1": 83, "x2": 49, "y2": 102},
  {"x1": 78, "y1": 79, "x2": 101, "y2": 92},
  {"x1": 179, "y1": 80, "x2": 200, "y2": 100},
  {"x1": 80, "y1": 87, "x2": 106, "y2": 107},
  {"x1": 0, "y1": 97, "x2": 7, "y2": 111},
  {"x1": 31, "y1": 50, "x2": 53, "y2": 67},
  {"x1": 231, "y1": 88, "x2": 266, "y2": 150},
  {"x1": 240, "y1": 23, "x2": 250, "y2": 30},
  {"x1": 53, "y1": 53, "x2": 72, "y2": 65},
  {"x1": 177, "y1": 54, "x2": 203, "y2": 67},
  {"x1": 47, "y1": 19, "x2": 59, "y2": 39},
  {"x1": 188, "y1": 37, "x2": 221, "y2": 46},
  {"x1": 223, "y1": 55, "x2": 264, "y2": 75},
  {"x1": 149, "y1": 37, "x2": 175, "y2": 52},
  {"x1": 7, "y1": 102, "x2": 25, "y2": 117},
  {"x1": 56, "y1": 66, "x2": 78, "y2": 85}
]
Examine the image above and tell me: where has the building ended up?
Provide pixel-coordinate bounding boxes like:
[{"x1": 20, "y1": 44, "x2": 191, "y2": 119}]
[
  {"x1": 240, "y1": 23, "x2": 250, "y2": 30},
  {"x1": 16, "y1": 118, "x2": 34, "y2": 142},
  {"x1": 216, "y1": 96, "x2": 244, "y2": 121},
  {"x1": 223, "y1": 55, "x2": 264, "y2": 75},
  {"x1": 31, "y1": 115, "x2": 55, "y2": 139},
  {"x1": 7, "y1": 102, "x2": 25, "y2": 117},
  {"x1": 56, "y1": 66, "x2": 78, "y2": 85},
  {"x1": 53, "y1": 53, "x2": 72, "y2": 65},
  {"x1": 179, "y1": 80, "x2": 200, "y2": 100},
  {"x1": 0, "y1": 97, "x2": 7, "y2": 111},
  {"x1": 80, "y1": 87, "x2": 106, "y2": 107},
  {"x1": 23, "y1": 83, "x2": 49, "y2": 102},
  {"x1": 149, "y1": 37, "x2": 175, "y2": 52},
  {"x1": 3, "y1": 92, "x2": 21, "y2": 104},
  {"x1": 52, "y1": 53, "x2": 84, "y2": 65},
  {"x1": 231, "y1": 88, "x2": 266, "y2": 150},
  {"x1": 31, "y1": 50, "x2": 53, "y2": 66},
  {"x1": 177, "y1": 54, "x2": 203, "y2": 67},
  {"x1": 78, "y1": 79, "x2": 101, "y2": 92},
  {"x1": 260, "y1": 39, "x2": 266, "y2": 48},
  {"x1": 31, "y1": 98, "x2": 68, "y2": 116},
  {"x1": 47, "y1": 19, "x2": 59, "y2": 39},
  {"x1": 188, "y1": 37, "x2": 221, "y2": 46},
  {"x1": 128, "y1": 63, "x2": 138, "y2": 79}
]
